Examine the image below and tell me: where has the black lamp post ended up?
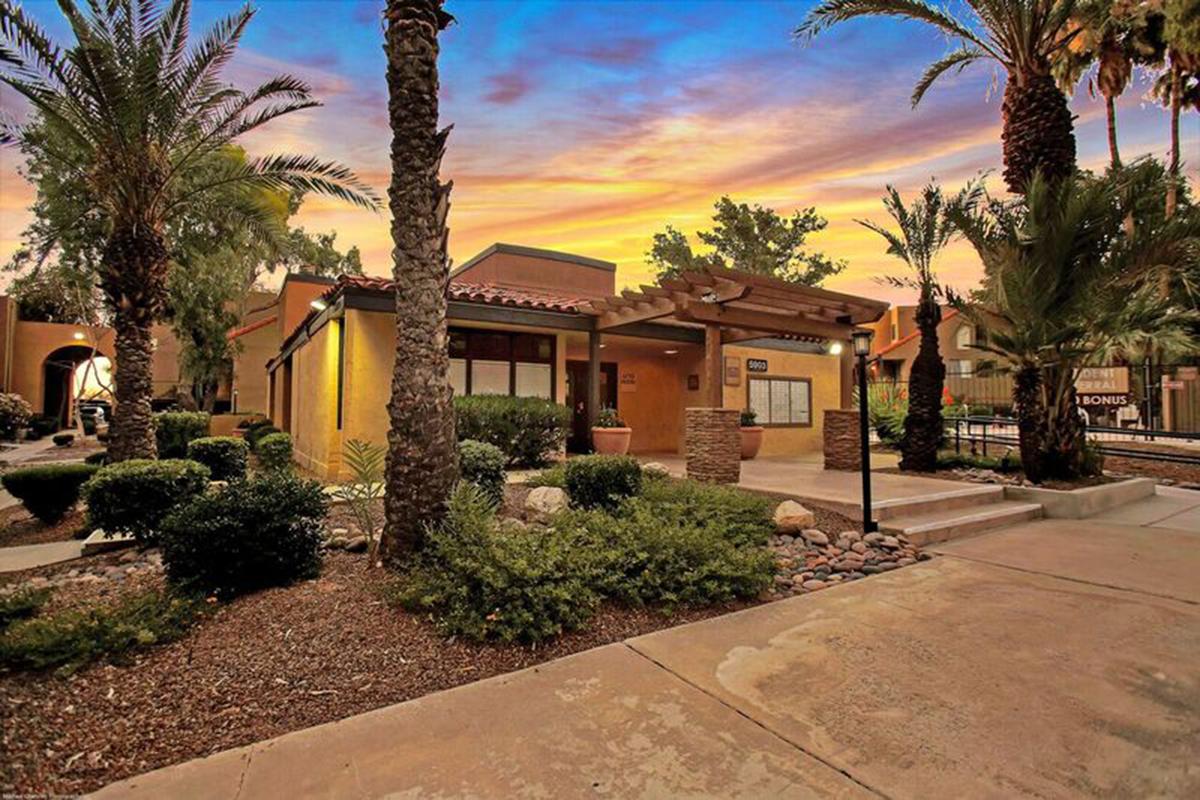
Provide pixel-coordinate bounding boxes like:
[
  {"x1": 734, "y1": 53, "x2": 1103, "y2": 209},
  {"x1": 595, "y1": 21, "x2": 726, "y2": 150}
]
[{"x1": 851, "y1": 328, "x2": 877, "y2": 533}]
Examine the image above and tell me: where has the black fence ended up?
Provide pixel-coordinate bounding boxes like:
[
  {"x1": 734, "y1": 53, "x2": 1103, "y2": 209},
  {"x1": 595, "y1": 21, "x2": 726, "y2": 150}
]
[{"x1": 946, "y1": 415, "x2": 1200, "y2": 466}]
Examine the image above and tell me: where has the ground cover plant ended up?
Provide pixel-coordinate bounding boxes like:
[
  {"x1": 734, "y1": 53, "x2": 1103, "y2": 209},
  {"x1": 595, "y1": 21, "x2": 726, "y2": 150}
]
[
  {"x1": 1, "y1": 464, "x2": 100, "y2": 523},
  {"x1": 83, "y1": 459, "x2": 210, "y2": 544}
]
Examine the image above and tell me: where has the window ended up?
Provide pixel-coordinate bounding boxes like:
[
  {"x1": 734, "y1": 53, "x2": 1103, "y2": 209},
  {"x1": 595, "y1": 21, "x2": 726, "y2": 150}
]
[
  {"x1": 955, "y1": 324, "x2": 974, "y2": 349},
  {"x1": 748, "y1": 377, "x2": 811, "y2": 426},
  {"x1": 447, "y1": 328, "x2": 555, "y2": 399},
  {"x1": 949, "y1": 359, "x2": 974, "y2": 377}
]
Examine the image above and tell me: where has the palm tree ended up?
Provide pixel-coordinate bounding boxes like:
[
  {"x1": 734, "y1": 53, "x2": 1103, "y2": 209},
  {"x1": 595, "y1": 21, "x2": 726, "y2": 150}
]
[
  {"x1": 381, "y1": 0, "x2": 459, "y2": 561},
  {"x1": 797, "y1": 0, "x2": 1080, "y2": 194},
  {"x1": 858, "y1": 180, "x2": 983, "y2": 472},
  {"x1": 948, "y1": 172, "x2": 1200, "y2": 481},
  {"x1": 1159, "y1": 0, "x2": 1200, "y2": 218},
  {"x1": 0, "y1": 0, "x2": 378, "y2": 461}
]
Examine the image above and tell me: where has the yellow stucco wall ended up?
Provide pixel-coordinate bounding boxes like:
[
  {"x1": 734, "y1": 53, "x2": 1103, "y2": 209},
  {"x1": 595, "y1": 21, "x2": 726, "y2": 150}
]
[
  {"x1": 8, "y1": 322, "x2": 116, "y2": 414},
  {"x1": 289, "y1": 320, "x2": 343, "y2": 478}
]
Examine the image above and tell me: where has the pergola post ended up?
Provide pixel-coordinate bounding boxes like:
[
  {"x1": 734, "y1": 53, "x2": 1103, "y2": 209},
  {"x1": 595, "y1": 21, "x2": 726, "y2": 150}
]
[
  {"x1": 704, "y1": 323, "x2": 722, "y2": 408},
  {"x1": 839, "y1": 341, "x2": 856, "y2": 409},
  {"x1": 587, "y1": 328, "x2": 601, "y2": 441}
]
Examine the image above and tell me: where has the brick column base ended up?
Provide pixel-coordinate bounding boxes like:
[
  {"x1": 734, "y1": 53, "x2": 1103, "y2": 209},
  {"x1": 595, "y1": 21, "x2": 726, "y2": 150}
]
[
  {"x1": 685, "y1": 407, "x2": 741, "y2": 484},
  {"x1": 824, "y1": 409, "x2": 862, "y2": 471}
]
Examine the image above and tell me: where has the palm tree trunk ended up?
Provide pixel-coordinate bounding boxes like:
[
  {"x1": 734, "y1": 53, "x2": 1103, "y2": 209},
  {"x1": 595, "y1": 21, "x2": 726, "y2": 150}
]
[
  {"x1": 898, "y1": 298, "x2": 944, "y2": 472},
  {"x1": 1000, "y1": 72, "x2": 1077, "y2": 194},
  {"x1": 1105, "y1": 94, "x2": 1121, "y2": 170},
  {"x1": 1166, "y1": 61, "x2": 1181, "y2": 219},
  {"x1": 1041, "y1": 364, "x2": 1087, "y2": 480},
  {"x1": 109, "y1": 317, "x2": 158, "y2": 460},
  {"x1": 1013, "y1": 365, "x2": 1047, "y2": 484},
  {"x1": 381, "y1": 0, "x2": 458, "y2": 562}
]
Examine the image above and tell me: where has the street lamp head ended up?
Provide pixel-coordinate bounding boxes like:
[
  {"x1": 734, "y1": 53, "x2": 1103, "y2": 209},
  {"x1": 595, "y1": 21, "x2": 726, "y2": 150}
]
[{"x1": 851, "y1": 328, "x2": 873, "y2": 357}]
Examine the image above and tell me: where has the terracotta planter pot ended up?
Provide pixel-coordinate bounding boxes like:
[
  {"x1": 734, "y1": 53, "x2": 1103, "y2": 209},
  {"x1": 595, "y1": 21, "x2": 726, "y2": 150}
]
[
  {"x1": 591, "y1": 427, "x2": 632, "y2": 455},
  {"x1": 740, "y1": 426, "x2": 764, "y2": 460}
]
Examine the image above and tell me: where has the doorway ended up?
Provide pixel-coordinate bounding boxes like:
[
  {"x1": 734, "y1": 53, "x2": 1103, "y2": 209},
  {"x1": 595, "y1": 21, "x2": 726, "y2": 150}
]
[{"x1": 566, "y1": 359, "x2": 617, "y2": 453}]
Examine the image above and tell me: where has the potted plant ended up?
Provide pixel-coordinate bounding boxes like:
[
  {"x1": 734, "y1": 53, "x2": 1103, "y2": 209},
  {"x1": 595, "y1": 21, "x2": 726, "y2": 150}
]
[
  {"x1": 591, "y1": 407, "x2": 632, "y2": 455},
  {"x1": 740, "y1": 409, "x2": 764, "y2": 460}
]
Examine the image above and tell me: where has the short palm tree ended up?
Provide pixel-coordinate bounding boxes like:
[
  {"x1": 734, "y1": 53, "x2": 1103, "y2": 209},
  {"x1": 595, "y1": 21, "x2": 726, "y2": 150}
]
[
  {"x1": 0, "y1": 0, "x2": 378, "y2": 461},
  {"x1": 858, "y1": 179, "x2": 983, "y2": 472},
  {"x1": 948, "y1": 172, "x2": 1200, "y2": 482},
  {"x1": 381, "y1": 0, "x2": 459, "y2": 560},
  {"x1": 797, "y1": 0, "x2": 1080, "y2": 194}
]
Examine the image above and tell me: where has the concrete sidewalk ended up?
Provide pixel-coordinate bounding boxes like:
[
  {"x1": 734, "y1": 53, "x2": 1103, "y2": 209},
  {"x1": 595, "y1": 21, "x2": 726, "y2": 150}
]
[
  {"x1": 0, "y1": 540, "x2": 84, "y2": 573},
  {"x1": 92, "y1": 507, "x2": 1200, "y2": 799}
]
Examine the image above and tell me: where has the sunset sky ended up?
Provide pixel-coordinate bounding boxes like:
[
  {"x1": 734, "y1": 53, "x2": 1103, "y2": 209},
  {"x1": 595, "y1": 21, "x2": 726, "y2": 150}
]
[{"x1": 1, "y1": 0, "x2": 1196, "y2": 304}]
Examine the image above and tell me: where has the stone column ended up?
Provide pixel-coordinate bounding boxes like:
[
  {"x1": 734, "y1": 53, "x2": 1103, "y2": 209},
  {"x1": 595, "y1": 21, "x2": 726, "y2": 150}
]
[
  {"x1": 823, "y1": 409, "x2": 861, "y2": 471},
  {"x1": 685, "y1": 407, "x2": 741, "y2": 484}
]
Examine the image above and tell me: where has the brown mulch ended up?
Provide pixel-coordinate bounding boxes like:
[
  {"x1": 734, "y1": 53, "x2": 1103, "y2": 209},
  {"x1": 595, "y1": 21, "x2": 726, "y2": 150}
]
[
  {"x1": 878, "y1": 465, "x2": 1113, "y2": 490},
  {"x1": 1100, "y1": 442, "x2": 1200, "y2": 486},
  {"x1": 3, "y1": 439, "x2": 106, "y2": 465},
  {"x1": 0, "y1": 507, "x2": 88, "y2": 548}
]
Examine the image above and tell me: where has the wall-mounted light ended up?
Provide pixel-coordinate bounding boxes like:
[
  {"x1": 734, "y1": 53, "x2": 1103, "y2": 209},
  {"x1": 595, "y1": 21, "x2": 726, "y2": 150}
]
[
  {"x1": 598, "y1": 344, "x2": 606, "y2": 349},
  {"x1": 828, "y1": 341, "x2": 844, "y2": 356},
  {"x1": 664, "y1": 349, "x2": 679, "y2": 355},
  {"x1": 72, "y1": 331, "x2": 85, "y2": 341},
  {"x1": 310, "y1": 298, "x2": 328, "y2": 312}
]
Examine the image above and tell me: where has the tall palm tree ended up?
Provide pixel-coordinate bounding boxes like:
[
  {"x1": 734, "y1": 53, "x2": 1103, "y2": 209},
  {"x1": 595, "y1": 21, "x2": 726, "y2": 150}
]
[
  {"x1": 381, "y1": 0, "x2": 458, "y2": 561},
  {"x1": 858, "y1": 179, "x2": 983, "y2": 472},
  {"x1": 797, "y1": 0, "x2": 1081, "y2": 194},
  {"x1": 1159, "y1": 0, "x2": 1200, "y2": 218},
  {"x1": 0, "y1": 0, "x2": 378, "y2": 461}
]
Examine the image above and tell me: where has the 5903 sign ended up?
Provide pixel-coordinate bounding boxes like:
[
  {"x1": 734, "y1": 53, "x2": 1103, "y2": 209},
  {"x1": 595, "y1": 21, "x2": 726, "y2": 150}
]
[{"x1": 746, "y1": 358, "x2": 768, "y2": 373}]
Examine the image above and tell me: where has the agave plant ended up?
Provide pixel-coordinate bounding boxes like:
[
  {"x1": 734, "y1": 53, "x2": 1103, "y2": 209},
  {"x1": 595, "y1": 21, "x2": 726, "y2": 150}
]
[
  {"x1": 797, "y1": 0, "x2": 1081, "y2": 194},
  {"x1": 0, "y1": 0, "x2": 378, "y2": 461}
]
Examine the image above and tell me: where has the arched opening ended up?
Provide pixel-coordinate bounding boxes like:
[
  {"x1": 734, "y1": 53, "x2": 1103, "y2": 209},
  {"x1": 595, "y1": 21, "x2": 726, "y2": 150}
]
[{"x1": 42, "y1": 346, "x2": 114, "y2": 427}]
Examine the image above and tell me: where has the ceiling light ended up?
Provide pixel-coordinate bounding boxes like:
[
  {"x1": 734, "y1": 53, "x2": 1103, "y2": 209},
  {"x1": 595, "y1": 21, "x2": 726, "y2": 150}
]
[
  {"x1": 664, "y1": 349, "x2": 679, "y2": 355},
  {"x1": 828, "y1": 341, "x2": 843, "y2": 355},
  {"x1": 72, "y1": 331, "x2": 85, "y2": 341},
  {"x1": 599, "y1": 344, "x2": 606, "y2": 349},
  {"x1": 310, "y1": 298, "x2": 328, "y2": 312}
]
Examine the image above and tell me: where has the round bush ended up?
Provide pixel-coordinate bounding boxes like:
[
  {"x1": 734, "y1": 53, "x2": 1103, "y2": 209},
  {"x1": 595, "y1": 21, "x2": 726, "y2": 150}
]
[
  {"x1": 458, "y1": 439, "x2": 505, "y2": 504},
  {"x1": 0, "y1": 393, "x2": 33, "y2": 440},
  {"x1": 52, "y1": 433, "x2": 74, "y2": 447},
  {"x1": 563, "y1": 455, "x2": 643, "y2": 511},
  {"x1": 83, "y1": 459, "x2": 211, "y2": 544},
  {"x1": 187, "y1": 436, "x2": 249, "y2": 481},
  {"x1": 247, "y1": 423, "x2": 281, "y2": 452},
  {"x1": 256, "y1": 432, "x2": 292, "y2": 471},
  {"x1": 160, "y1": 472, "x2": 328, "y2": 597},
  {"x1": 1, "y1": 464, "x2": 99, "y2": 524},
  {"x1": 154, "y1": 411, "x2": 211, "y2": 458}
]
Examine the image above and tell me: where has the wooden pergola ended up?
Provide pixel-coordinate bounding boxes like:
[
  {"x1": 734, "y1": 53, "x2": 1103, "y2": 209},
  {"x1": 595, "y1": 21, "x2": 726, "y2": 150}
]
[{"x1": 577, "y1": 265, "x2": 888, "y2": 415}]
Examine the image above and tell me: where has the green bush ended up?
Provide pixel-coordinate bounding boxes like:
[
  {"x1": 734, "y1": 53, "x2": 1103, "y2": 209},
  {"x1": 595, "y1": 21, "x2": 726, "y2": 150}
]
[
  {"x1": 0, "y1": 590, "x2": 202, "y2": 674},
  {"x1": 453, "y1": 395, "x2": 571, "y2": 468},
  {"x1": 936, "y1": 449, "x2": 1021, "y2": 473},
  {"x1": 161, "y1": 472, "x2": 328, "y2": 597},
  {"x1": 864, "y1": 383, "x2": 907, "y2": 447},
  {"x1": 563, "y1": 454, "x2": 642, "y2": 511},
  {"x1": 1, "y1": 464, "x2": 100, "y2": 524},
  {"x1": 256, "y1": 432, "x2": 293, "y2": 471},
  {"x1": 154, "y1": 411, "x2": 210, "y2": 458},
  {"x1": 247, "y1": 423, "x2": 281, "y2": 452},
  {"x1": 28, "y1": 415, "x2": 59, "y2": 438},
  {"x1": 525, "y1": 464, "x2": 566, "y2": 489},
  {"x1": 458, "y1": 439, "x2": 505, "y2": 504},
  {"x1": 635, "y1": 478, "x2": 774, "y2": 548},
  {"x1": 52, "y1": 433, "x2": 74, "y2": 447},
  {"x1": 187, "y1": 436, "x2": 249, "y2": 481},
  {"x1": 84, "y1": 459, "x2": 210, "y2": 544},
  {"x1": 0, "y1": 587, "x2": 50, "y2": 631},
  {"x1": 0, "y1": 393, "x2": 32, "y2": 440},
  {"x1": 396, "y1": 485, "x2": 600, "y2": 643}
]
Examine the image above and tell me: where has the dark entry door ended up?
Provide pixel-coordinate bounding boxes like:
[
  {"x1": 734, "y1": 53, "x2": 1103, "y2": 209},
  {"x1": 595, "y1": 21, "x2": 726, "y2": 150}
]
[{"x1": 566, "y1": 360, "x2": 617, "y2": 453}]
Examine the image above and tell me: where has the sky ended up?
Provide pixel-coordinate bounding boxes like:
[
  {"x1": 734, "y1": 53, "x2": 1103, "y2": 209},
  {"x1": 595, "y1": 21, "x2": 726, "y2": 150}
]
[{"x1": 1, "y1": 0, "x2": 1197, "y2": 304}]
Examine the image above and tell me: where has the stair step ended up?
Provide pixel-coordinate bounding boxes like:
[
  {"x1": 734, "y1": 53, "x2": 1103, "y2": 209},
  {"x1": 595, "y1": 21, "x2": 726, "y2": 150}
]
[
  {"x1": 880, "y1": 501, "x2": 1043, "y2": 547},
  {"x1": 871, "y1": 484, "x2": 1005, "y2": 521}
]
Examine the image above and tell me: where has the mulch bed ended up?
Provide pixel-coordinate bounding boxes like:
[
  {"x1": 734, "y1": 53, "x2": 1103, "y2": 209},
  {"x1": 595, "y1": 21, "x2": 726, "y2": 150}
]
[
  {"x1": 2, "y1": 440, "x2": 105, "y2": 466},
  {"x1": 0, "y1": 507, "x2": 88, "y2": 548},
  {"x1": 1100, "y1": 442, "x2": 1200, "y2": 486}
]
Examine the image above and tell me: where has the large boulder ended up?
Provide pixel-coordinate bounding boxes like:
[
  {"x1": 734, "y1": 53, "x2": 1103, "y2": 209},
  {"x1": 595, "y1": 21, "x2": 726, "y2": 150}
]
[
  {"x1": 642, "y1": 462, "x2": 671, "y2": 477},
  {"x1": 525, "y1": 486, "x2": 568, "y2": 515},
  {"x1": 773, "y1": 500, "x2": 815, "y2": 533}
]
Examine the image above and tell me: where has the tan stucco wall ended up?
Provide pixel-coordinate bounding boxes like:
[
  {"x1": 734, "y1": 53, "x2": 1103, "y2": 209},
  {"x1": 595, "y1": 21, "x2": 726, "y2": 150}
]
[
  {"x1": 231, "y1": 322, "x2": 278, "y2": 415},
  {"x1": 289, "y1": 320, "x2": 342, "y2": 478},
  {"x1": 8, "y1": 321, "x2": 116, "y2": 413}
]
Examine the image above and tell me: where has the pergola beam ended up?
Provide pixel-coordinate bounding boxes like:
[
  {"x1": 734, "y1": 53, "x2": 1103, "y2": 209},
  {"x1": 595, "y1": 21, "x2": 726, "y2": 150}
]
[{"x1": 678, "y1": 301, "x2": 853, "y2": 341}]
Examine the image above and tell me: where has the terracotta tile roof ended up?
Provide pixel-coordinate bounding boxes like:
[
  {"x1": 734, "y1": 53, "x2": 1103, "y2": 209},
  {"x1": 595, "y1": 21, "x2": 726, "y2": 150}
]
[
  {"x1": 875, "y1": 309, "x2": 959, "y2": 357},
  {"x1": 333, "y1": 274, "x2": 586, "y2": 314},
  {"x1": 226, "y1": 315, "x2": 277, "y2": 341}
]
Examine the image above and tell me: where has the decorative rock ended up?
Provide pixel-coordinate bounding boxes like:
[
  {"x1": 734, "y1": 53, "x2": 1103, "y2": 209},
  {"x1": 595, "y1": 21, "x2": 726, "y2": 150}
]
[
  {"x1": 525, "y1": 486, "x2": 568, "y2": 515},
  {"x1": 840, "y1": 530, "x2": 862, "y2": 543},
  {"x1": 773, "y1": 501, "x2": 816, "y2": 532},
  {"x1": 897, "y1": 557, "x2": 916, "y2": 566},
  {"x1": 881, "y1": 535, "x2": 901, "y2": 549},
  {"x1": 864, "y1": 532, "x2": 885, "y2": 545},
  {"x1": 344, "y1": 536, "x2": 368, "y2": 553},
  {"x1": 801, "y1": 579, "x2": 826, "y2": 591},
  {"x1": 801, "y1": 529, "x2": 829, "y2": 546},
  {"x1": 330, "y1": 527, "x2": 349, "y2": 538},
  {"x1": 850, "y1": 541, "x2": 867, "y2": 554},
  {"x1": 642, "y1": 462, "x2": 671, "y2": 477},
  {"x1": 327, "y1": 536, "x2": 348, "y2": 550}
]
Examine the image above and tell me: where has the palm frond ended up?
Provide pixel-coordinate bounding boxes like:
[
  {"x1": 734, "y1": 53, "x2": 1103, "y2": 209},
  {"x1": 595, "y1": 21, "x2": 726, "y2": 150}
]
[
  {"x1": 911, "y1": 46, "x2": 986, "y2": 106},
  {"x1": 169, "y1": 153, "x2": 380, "y2": 213}
]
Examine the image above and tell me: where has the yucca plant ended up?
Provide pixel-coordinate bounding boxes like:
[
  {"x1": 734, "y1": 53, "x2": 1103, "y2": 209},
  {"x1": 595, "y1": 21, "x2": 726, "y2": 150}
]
[
  {"x1": 333, "y1": 439, "x2": 387, "y2": 566},
  {"x1": 0, "y1": 0, "x2": 378, "y2": 461},
  {"x1": 797, "y1": 0, "x2": 1080, "y2": 193}
]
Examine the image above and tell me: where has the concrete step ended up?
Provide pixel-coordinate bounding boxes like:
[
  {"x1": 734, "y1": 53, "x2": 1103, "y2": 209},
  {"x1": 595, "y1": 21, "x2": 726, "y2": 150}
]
[
  {"x1": 872, "y1": 484, "x2": 1006, "y2": 521},
  {"x1": 880, "y1": 500, "x2": 1043, "y2": 547}
]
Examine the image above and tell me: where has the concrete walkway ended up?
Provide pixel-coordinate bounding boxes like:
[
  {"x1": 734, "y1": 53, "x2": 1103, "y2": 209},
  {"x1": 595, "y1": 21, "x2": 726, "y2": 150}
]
[
  {"x1": 92, "y1": 499, "x2": 1200, "y2": 799},
  {"x1": 0, "y1": 540, "x2": 84, "y2": 572}
]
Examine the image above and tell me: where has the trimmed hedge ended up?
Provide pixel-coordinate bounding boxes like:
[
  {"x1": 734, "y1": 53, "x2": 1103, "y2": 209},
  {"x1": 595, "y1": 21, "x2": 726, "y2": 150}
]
[
  {"x1": 458, "y1": 439, "x2": 505, "y2": 504},
  {"x1": 83, "y1": 459, "x2": 210, "y2": 544},
  {"x1": 187, "y1": 436, "x2": 249, "y2": 481},
  {"x1": 563, "y1": 454, "x2": 643, "y2": 511},
  {"x1": 246, "y1": 423, "x2": 281, "y2": 452},
  {"x1": 154, "y1": 411, "x2": 210, "y2": 458},
  {"x1": 454, "y1": 395, "x2": 571, "y2": 468},
  {"x1": 256, "y1": 432, "x2": 293, "y2": 471},
  {"x1": 160, "y1": 472, "x2": 327, "y2": 597},
  {"x1": 1, "y1": 464, "x2": 100, "y2": 524}
]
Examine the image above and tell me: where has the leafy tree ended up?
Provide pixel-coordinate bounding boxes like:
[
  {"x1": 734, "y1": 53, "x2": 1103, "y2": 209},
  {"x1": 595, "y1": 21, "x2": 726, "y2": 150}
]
[
  {"x1": 382, "y1": 0, "x2": 459, "y2": 559},
  {"x1": 5, "y1": 256, "x2": 101, "y2": 324},
  {"x1": 797, "y1": 0, "x2": 1080, "y2": 194},
  {"x1": 0, "y1": 0, "x2": 377, "y2": 461},
  {"x1": 858, "y1": 179, "x2": 984, "y2": 472},
  {"x1": 647, "y1": 197, "x2": 846, "y2": 286}
]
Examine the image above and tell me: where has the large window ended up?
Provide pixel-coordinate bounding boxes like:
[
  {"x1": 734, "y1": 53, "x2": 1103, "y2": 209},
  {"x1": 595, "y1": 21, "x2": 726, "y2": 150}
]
[
  {"x1": 748, "y1": 376, "x2": 811, "y2": 427},
  {"x1": 448, "y1": 329, "x2": 555, "y2": 400},
  {"x1": 948, "y1": 359, "x2": 974, "y2": 378},
  {"x1": 955, "y1": 324, "x2": 974, "y2": 349}
]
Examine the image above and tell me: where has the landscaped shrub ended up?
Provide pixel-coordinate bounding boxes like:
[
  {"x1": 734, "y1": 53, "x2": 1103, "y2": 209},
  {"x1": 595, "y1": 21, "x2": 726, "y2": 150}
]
[
  {"x1": 83, "y1": 459, "x2": 210, "y2": 544},
  {"x1": 0, "y1": 393, "x2": 32, "y2": 440},
  {"x1": 256, "y1": 432, "x2": 292, "y2": 471},
  {"x1": 52, "y1": 433, "x2": 74, "y2": 447},
  {"x1": 160, "y1": 472, "x2": 327, "y2": 597},
  {"x1": 187, "y1": 436, "x2": 249, "y2": 481},
  {"x1": 84, "y1": 451, "x2": 109, "y2": 466},
  {"x1": 247, "y1": 423, "x2": 281, "y2": 452},
  {"x1": 0, "y1": 590, "x2": 202, "y2": 674},
  {"x1": 28, "y1": 415, "x2": 59, "y2": 439},
  {"x1": 563, "y1": 454, "x2": 642, "y2": 511},
  {"x1": 453, "y1": 395, "x2": 571, "y2": 468},
  {"x1": 0, "y1": 587, "x2": 50, "y2": 631},
  {"x1": 458, "y1": 439, "x2": 505, "y2": 504},
  {"x1": 396, "y1": 484, "x2": 600, "y2": 642},
  {"x1": 635, "y1": 478, "x2": 774, "y2": 548},
  {"x1": 154, "y1": 411, "x2": 210, "y2": 458},
  {"x1": 525, "y1": 464, "x2": 566, "y2": 489},
  {"x1": 0, "y1": 464, "x2": 100, "y2": 524},
  {"x1": 937, "y1": 449, "x2": 1021, "y2": 473},
  {"x1": 865, "y1": 383, "x2": 907, "y2": 447}
]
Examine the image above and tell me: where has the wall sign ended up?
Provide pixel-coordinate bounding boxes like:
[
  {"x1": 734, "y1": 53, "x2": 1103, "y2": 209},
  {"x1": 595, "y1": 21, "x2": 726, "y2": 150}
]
[
  {"x1": 687, "y1": 374, "x2": 700, "y2": 391},
  {"x1": 746, "y1": 358, "x2": 768, "y2": 373},
  {"x1": 724, "y1": 356, "x2": 741, "y2": 386},
  {"x1": 1078, "y1": 394, "x2": 1131, "y2": 407},
  {"x1": 619, "y1": 371, "x2": 637, "y2": 392},
  {"x1": 1075, "y1": 366, "x2": 1129, "y2": 395}
]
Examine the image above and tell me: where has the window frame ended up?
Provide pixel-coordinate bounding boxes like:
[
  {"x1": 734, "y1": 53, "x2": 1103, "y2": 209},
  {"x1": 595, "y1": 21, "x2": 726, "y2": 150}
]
[
  {"x1": 955, "y1": 324, "x2": 974, "y2": 349},
  {"x1": 448, "y1": 327, "x2": 557, "y2": 401},
  {"x1": 746, "y1": 375, "x2": 813, "y2": 429}
]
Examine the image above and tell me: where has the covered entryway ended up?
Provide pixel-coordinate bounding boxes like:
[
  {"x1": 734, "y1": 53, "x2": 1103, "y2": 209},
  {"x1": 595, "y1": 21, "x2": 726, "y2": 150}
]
[{"x1": 42, "y1": 345, "x2": 113, "y2": 427}]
